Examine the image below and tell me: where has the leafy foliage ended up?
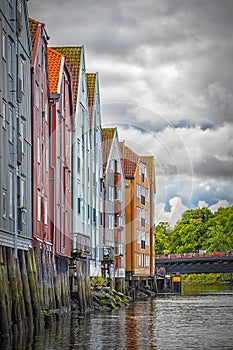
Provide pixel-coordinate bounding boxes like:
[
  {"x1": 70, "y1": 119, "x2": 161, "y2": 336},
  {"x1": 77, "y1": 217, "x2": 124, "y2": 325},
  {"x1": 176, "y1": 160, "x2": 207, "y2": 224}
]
[{"x1": 155, "y1": 206, "x2": 233, "y2": 254}]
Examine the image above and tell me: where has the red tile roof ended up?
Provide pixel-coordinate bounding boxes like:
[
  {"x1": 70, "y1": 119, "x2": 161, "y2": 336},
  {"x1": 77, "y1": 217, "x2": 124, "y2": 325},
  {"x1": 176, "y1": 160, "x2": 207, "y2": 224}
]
[
  {"x1": 29, "y1": 18, "x2": 41, "y2": 52},
  {"x1": 86, "y1": 73, "x2": 96, "y2": 128},
  {"x1": 102, "y1": 128, "x2": 117, "y2": 174},
  {"x1": 52, "y1": 46, "x2": 82, "y2": 111},
  {"x1": 47, "y1": 47, "x2": 64, "y2": 94},
  {"x1": 120, "y1": 142, "x2": 139, "y2": 178}
]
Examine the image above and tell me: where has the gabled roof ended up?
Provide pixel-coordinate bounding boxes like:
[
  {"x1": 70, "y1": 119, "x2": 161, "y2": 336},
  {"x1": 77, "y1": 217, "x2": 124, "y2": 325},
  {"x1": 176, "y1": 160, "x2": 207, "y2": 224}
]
[
  {"x1": 102, "y1": 128, "x2": 117, "y2": 174},
  {"x1": 47, "y1": 47, "x2": 64, "y2": 94},
  {"x1": 29, "y1": 18, "x2": 49, "y2": 67},
  {"x1": 86, "y1": 73, "x2": 96, "y2": 128},
  {"x1": 141, "y1": 156, "x2": 156, "y2": 193},
  {"x1": 52, "y1": 46, "x2": 82, "y2": 111},
  {"x1": 120, "y1": 142, "x2": 139, "y2": 178},
  {"x1": 29, "y1": 18, "x2": 41, "y2": 51}
]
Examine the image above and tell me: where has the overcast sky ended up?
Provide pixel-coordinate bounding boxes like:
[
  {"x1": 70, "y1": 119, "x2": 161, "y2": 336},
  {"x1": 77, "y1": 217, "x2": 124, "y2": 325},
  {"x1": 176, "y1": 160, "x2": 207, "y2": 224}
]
[{"x1": 28, "y1": 0, "x2": 233, "y2": 227}]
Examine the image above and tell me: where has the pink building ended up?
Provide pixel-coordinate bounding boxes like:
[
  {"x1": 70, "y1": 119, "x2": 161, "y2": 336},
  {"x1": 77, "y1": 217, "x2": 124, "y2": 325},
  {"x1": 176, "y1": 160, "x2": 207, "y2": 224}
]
[
  {"x1": 47, "y1": 47, "x2": 73, "y2": 257},
  {"x1": 29, "y1": 19, "x2": 51, "y2": 250}
]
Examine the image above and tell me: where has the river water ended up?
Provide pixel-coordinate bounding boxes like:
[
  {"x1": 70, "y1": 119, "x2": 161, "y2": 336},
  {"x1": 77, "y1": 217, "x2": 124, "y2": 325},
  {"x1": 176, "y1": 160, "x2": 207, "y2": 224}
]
[{"x1": 1, "y1": 285, "x2": 233, "y2": 349}]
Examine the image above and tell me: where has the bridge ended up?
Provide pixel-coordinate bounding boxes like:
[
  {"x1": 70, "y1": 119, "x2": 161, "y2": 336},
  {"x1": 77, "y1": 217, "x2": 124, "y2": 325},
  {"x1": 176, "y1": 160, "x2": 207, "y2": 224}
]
[{"x1": 155, "y1": 252, "x2": 233, "y2": 274}]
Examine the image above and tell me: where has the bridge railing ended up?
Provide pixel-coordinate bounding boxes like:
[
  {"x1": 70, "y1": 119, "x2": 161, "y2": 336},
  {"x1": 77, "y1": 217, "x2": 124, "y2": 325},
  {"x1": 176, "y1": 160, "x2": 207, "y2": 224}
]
[{"x1": 155, "y1": 251, "x2": 232, "y2": 260}]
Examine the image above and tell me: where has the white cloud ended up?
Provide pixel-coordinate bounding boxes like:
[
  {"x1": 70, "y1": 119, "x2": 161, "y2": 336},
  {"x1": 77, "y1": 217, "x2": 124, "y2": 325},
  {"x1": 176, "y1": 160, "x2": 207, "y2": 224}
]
[
  {"x1": 28, "y1": 0, "x2": 233, "y2": 226},
  {"x1": 209, "y1": 200, "x2": 229, "y2": 213},
  {"x1": 156, "y1": 196, "x2": 188, "y2": 228},
  {"x1": 198, "y1": 200, "x2": 209, "y2": 208}
]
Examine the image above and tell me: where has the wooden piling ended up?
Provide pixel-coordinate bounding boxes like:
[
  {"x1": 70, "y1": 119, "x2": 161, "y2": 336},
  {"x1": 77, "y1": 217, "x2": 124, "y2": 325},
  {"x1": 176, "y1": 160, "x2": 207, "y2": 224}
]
[{"x1": 0, "y1": 246, "x2": 11, "y2": 339}]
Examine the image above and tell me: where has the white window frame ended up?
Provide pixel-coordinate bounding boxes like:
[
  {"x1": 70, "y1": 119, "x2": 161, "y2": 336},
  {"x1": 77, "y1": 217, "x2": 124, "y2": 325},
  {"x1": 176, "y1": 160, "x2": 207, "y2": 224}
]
[
  {"x1": 145, "y1": 232, "x2": 149, "y2": 246},
  {"x1": 2, "y1": 100, "x2": 7, "y2": 129},
  {"x1": 109, "y1": 214, "x2": 114, "y2": 229},
  {"x1": 145, "y1": 255, "x2": 150, "y2": 267},
  {"x1": 44, "y1": 197, "x2": 48, "y2": 225},
  {"x1": 45, "y1": 147, "x2": 49, "y2": 172},
  {"x1": 37, "y1": 193, "x2": 41, "y2": 221},
  {"x1": 9, "y1": 107, "x2": 13, "y2": 143},
  {"x1": 9, "y1": 171, "x2": 13, "y2": 218},
  {"x1": 8, "y1": 38, "x2": 13, "y2": 76},
  {"x1": 2, "y1": 31, "x2": 6, "y2": 60},
  {"x1": 2, "y1": 190, "x2": 7, "y2": 218},
  {"x1": 35, "y1": 83, "x2": 39, "y2": 108},
  {"x1": 37, "y1": 136, "x2": 40, "y2": 163}
]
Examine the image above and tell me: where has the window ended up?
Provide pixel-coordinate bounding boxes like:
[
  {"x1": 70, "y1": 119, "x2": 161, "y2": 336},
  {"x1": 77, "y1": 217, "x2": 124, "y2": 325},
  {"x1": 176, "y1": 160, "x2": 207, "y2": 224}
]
[
  {"x1": 136, "y1": 253, "x2": 141, "y2": 267},
  {"x1": 136, "y1": 184, "x2": 140, "y2": 198},
  {"x1": 35, "y1": 84, "x2": 39, "y2": 108},
  {"x1": 8, "y1": 39, "x2": 13, "y2": 76},
  {"x1": 141, "y1": 187, "x2": 145, "y2": 205},
  {"x1": 19, "y1": 178, "x2": 24, "y2": 207},
  {"x1": 141, "y1": 209, "x2": 145, "y2": 227},
  {"x1": 141, "y1": 164, "x2": 145, "y2": 183},
  {"x1": 108, "y1": 186, "x2": 114, "y2": 202},
  {"x1": 44, "y1": 198, "x2": 48, "y2": 225},
  {"x1": 92, "y1": 208, "x2": 96, "y2": 223},
  {"x1": 44, "y1": 101, "x2": 48, "y2": 122},
  {"x1": 108, "y1": 214, "x2": 114, "y2": 229},
  {"x1": 77, "y1": 157, "x2": 81, "y2": 173},
  {"x1": 9, "y1": 171, "x2": 13, "y2": 218},
  {"x1": 19, "y1": 57, "x2": 25, "y2": 92},
  {"x1": 37, "y1": 136, "x2": 40, "y2": 163},
  {"x1": 9, "y1": 107, "x2": 13, "y2": 142},
  {"x1": 145, "y1": 232, "x2": 149, "y2": 246},
  {"x1": 145, "y1": 255, "x2": 150, "y2": 267},
  {"x1": 37, "y1": 193, "x2": 41, "y2": 221},
  {"x1": 145, "y1": 188, "x2": 149, "y2": 202},
  {"x1": 78, "y1": 197, "x2": 81, "y2": 214},
  {"x1": 137, "y1": 207, "x2": 141, "y2": 222},
  {"x1": 45, "y1": 147, "x2": 49, "y2": 172},
  {"x1": 136, "y1": 230, "x2": 141, "y2": 244},
  {"x1": 141, "y1": 240, "x2": 145, "y2": 250},
  {"x1": 18, "y1": 118, "x2": 24, "y2": 153},
  {"x1": 2, "y1": 190, "x2": 7, "y2": 218},
  {"x1": 2, "y1": 31, "x2": 6, "y2": 60},
  {"x1": 2, "y1": 100, "x2": 7, "y2": 129},
  {"x1": 99, "y1": 211, "x2": 103, "y2": 226}
]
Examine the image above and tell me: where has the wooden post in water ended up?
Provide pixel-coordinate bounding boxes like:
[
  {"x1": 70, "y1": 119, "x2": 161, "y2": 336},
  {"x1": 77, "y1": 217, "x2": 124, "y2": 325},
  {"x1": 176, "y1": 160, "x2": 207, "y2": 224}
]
[
  {"x1": 18, "y1": 250, "x2": 33, "y2": 328},
  {"x1": 26, "y1": 248, "x2": 41, "y2": 319},
  {"x1": 6, "y1": 247, "x2": 23, "y2": 336},
  {"x1": 0, "y1": 246, "x2": 11, "y2": 339}
]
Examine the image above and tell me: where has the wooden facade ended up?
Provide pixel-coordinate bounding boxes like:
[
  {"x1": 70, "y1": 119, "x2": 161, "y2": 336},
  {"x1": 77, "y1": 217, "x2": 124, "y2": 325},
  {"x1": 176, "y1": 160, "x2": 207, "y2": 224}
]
[
  {"x1": 47, "y1": 47, "x2": 73, "y2": 258},
  {"x1": 29, "y1": 18, "x2": 51, "y2": 251},
  {"x1": 121, "y1": 143, "x2": 155, "y2": 280}
]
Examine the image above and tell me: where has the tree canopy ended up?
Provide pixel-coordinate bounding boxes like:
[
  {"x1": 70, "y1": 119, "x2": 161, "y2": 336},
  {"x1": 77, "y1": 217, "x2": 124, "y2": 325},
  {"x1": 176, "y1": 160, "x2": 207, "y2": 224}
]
[{"x1": 155, "y1": 206, "x2": 233, "y2": 255}]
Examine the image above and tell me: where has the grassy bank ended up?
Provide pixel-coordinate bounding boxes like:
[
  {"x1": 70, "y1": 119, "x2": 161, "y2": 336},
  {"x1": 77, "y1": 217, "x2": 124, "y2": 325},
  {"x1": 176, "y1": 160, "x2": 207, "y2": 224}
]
[{"x1": 182, "y1": 273, "x2": 233, "y2": 285}]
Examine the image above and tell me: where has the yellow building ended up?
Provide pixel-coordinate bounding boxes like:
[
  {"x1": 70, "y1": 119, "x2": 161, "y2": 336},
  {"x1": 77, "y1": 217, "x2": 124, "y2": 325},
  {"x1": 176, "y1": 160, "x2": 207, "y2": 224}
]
[{"x1": 121, "y1": 143, "x2": 156, "y2": 288}]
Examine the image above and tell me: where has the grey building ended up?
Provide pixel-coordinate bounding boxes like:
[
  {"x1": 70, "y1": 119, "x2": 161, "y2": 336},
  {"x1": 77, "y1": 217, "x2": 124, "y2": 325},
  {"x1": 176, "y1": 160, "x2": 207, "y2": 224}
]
[{"x1": 0, "y1": 0, "x2": 32, "y2": 254}]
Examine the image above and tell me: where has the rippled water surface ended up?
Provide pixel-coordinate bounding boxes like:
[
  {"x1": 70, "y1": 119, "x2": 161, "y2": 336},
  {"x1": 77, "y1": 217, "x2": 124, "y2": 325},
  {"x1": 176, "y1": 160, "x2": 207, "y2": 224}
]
[{"x1": 2, "y1": 286, "x2": 233, "y2": 349}]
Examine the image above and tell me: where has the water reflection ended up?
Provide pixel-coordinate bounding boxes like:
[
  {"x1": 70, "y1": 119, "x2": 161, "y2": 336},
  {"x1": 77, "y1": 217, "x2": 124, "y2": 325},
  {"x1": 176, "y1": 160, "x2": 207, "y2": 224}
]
[{"x1": 1, "y1": 286, "x2": 233, "y2": 349}]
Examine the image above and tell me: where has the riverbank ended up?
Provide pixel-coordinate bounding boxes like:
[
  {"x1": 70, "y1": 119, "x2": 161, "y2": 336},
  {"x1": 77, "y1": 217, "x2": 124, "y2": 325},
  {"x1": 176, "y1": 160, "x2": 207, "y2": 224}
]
[{"x1": 71, "y1": 277, "x2": 156, "y2": 313}]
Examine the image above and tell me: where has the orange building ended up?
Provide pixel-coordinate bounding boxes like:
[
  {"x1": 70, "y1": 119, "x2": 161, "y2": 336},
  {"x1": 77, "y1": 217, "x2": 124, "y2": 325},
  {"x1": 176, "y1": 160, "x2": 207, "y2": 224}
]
[{"x1": 121, "y1": 143, "x2": 156, "y2": 288}]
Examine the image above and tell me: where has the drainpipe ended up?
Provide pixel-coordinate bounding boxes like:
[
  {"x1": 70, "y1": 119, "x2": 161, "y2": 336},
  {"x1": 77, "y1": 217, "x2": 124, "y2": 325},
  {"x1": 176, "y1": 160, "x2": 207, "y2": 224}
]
[{"x1": 13, "y1": 1, "x2": 18, "y2": 259}]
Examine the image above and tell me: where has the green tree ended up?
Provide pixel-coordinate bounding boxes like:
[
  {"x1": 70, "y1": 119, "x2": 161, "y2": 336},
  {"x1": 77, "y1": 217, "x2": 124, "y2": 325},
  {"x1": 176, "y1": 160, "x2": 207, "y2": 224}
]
[
  {"x1": 168, "y1": 208, "x2": 213, "y2": 253},
  {"x1": 204, "y1": 206, "x2": 233, "y2": 252},
  {"x1": 155, "y1": 222, "x2": 171, "y2": 255}
]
